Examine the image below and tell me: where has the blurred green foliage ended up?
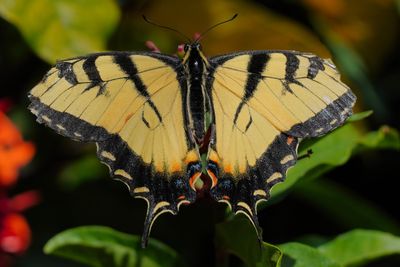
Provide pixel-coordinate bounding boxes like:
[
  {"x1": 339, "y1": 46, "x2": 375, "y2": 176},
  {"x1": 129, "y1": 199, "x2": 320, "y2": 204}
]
[
  {"x1": 280, "y1": 243, "x2": 340, "y2": 267},
  {"x1": 218, "y1": 217, "x2": 400, "y2": 267},
  {"x1": 294, "y1": 179, "x2": 400, "y2": 236},
  {"x1": 0, "y1": 0, "x2": 399, "y2": 266},
  {"x1": 0, "y1": 0, "x2": 120, "y2": 62},
  {"x1": 216, "y1": 217, "x2": 282, "y2": 267},
  {"x1": 44, "y1": 226, "x2": 185, "y2": 267},
  {"x1": 271, "y1": 118, "x2": 400, "y2": 199},
  {"x1": 318, "y1": 229, "x2": 400, "y2": 266}
]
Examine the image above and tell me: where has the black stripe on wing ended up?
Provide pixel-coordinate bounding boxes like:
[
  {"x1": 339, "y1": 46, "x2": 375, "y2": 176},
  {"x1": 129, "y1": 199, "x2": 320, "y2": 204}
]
[
  {"x1": 283, "y1": 52, "x2": 303, "y2": 91},
  {"x1": 209, "y1": 50, "x2": 357, "y2": 138},
  {"x1": 83, "y1": 55, "x2": 103, "y2": 88},
  {"x1": 233, "y1": 53, "x2": 270, "y2": 126},
  {"x1": 113, "y1": 53, "x2": 163, "y2": 122},
  {"x1": 209, "y1": 50, "x2": 327, "y2": 82},
  {"x1": 287, "y1": 91, "x2": 356, "y2": 137}
]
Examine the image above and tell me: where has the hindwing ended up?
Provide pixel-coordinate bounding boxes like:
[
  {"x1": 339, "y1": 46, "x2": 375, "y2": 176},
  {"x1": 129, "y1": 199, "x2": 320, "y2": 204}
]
[{"x1": 207, "y1": 50, "x2": 356, "y2": 234}]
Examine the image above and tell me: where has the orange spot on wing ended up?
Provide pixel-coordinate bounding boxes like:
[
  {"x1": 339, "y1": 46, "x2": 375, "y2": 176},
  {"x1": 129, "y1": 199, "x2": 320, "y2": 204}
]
[
  {"x1": 286, "y1": 136, "x2": 294, "y2": 145},
  {"x1": 223, "y1": 163, "x2": 233, "y2": 174},
  {"x1": 206, "y1": 169, "x2": 218, "y2": 189},
  {"x1": 209, "y1": 150, "x2": 220, "y2": 163},
  {"x1": 177, "y1": 195, "x2": 186, "y2": 200},
  {"x1": 189, "y1": 172, "x2": 201, "y2": 190},
  {"x1": 124, "y1": 113, "x2": 134, "y2": 123},
  {"x1": 155, "y1": 162, "x2": 164, "y2": 172},
  {"x1": 238, "y1": 164, "x2": 246, "y2": 174},
  {"x1": 222, "y1": 195, "x2": 230, "y2": 200},
  {"x1": 184, "y1": 150, "x2": 199, "y2": 164},
  {"x1": 170, "y1": 161, "x2": 181, "y2": 172}
]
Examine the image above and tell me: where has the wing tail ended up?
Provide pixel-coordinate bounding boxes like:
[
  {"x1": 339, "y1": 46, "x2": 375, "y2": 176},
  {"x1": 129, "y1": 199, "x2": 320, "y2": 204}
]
[
  {"x1": 209, "y1": 134, "x2": 299, "y2": 240},
  {"x1": 97, "y1": 138, "x2": 197, "y2": 247},
  {"x1": 210, "y1": 174, "x2": 265, "y2": 242}
]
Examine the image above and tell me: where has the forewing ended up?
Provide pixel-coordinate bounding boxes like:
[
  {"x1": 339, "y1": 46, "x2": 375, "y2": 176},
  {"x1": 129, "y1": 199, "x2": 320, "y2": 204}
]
[
  {"x1": 207, "y1": 50, "x2": 356, "y2": 235},
  {"x1": 28, "y1": 52, "x2": 198, "y2": 246}
]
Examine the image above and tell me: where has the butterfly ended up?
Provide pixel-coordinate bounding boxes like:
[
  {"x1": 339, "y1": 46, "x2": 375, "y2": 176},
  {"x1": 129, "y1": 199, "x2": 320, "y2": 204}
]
[{"x1": 28, "y1": 17, "x2": 356, "y2": 247}]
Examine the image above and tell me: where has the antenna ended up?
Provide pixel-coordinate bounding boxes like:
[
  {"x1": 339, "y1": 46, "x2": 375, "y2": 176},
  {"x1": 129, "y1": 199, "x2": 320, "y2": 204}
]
[
  {"x1": 142, "y1": 15, "x2": 191, "y2": 43},
  {"x1": 195, "y1": 14, "x2": 238, "y2": 42}
]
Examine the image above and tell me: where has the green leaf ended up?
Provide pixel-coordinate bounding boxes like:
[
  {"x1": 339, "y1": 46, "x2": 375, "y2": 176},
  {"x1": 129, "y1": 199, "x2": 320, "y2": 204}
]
[
  {"x1": 318, "y1": 229, "x2": 400, "y2": 266},
  {"x1": 215, "y1": 216, "x2": 282, "y2": 267},
  {"x1": 294, "y1": 179, "x2": 400, "y2": 234},
  {"x1": 359, "y1": 125, "x2": 400, "y2": 150},
  {"x1": 0, "y1": 0, "x2": 120, "y2": 63},
  {"x1": 58, "y1": 154, "x2": 105, "y2": 190},
  {"x1": 347, "y1": 110, "x2": 373, "y2": 122},
  {"x1": 279, "y1": 242, "x2": 340, "y2": 267},
  {"x1": 44, "y1": 226, "x2": 185, "y2": 267},
  {"x1": 270, "y1": 123, "x2": 361, "y2": 198},
  {"x1": 269, "y1": 124, "x2": 400, "y2": 201}
]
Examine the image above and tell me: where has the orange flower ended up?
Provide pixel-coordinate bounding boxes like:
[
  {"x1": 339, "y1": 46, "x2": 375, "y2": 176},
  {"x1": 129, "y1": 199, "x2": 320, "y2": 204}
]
[{"x1": 0, "y1": 112, "x2": 35, "y2": 188}]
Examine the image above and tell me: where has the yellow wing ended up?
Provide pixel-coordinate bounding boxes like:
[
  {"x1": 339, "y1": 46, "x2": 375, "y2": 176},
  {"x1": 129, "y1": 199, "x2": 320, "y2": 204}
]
[
  {"x1": 28, "y1": 52, "x2": 199, "y2": 246},
  {"x1": 207, "y1": 51, "x2": 356, "y2": 232}
]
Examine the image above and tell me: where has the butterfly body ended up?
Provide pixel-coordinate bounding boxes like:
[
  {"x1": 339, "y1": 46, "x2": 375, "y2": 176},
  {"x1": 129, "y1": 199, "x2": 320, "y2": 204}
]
[
  {"x1": 28, "y1": 41, "x2": 356, "y2": 247},
  {"x1": 183, "y1": 43, "x2": 211, "y2": 145}
]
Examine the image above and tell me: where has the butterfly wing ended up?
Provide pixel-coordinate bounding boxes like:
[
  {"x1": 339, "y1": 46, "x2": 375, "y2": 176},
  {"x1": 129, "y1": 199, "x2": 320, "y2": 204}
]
[
  {"x1": 28, "y1": 52, "x2": 199, "y2": 246},
  {"x1": 207, "y1": 51, "x2": 356, "y2": 235}
]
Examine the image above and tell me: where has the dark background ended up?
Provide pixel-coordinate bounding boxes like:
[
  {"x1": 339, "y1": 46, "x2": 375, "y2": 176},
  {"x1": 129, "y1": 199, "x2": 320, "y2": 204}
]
[{"x1": 0, "y1": 0, "x2": 399, "y2": 266}]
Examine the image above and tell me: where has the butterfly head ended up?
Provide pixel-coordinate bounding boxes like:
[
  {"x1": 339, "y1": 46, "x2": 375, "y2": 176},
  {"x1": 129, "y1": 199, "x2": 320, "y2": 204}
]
[
  {"x1": 142, "y1": 14, "x2": 238, "y2": 65},
  {"x1": 183, "y1": 42, "x2": 202, "y2": 53},
  {"x1": 182, "y1": 42, "x2": 209, "y2": 66}
]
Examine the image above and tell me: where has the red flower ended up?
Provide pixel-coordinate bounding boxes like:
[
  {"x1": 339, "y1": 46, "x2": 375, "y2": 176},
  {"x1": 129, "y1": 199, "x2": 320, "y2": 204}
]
[
  {"x1": 0, "y1": 109, "x2": 39, "y2": 266},
  {"x1": 0, "y1": 99, "x2": 12, "y2": 113},
  {"x1": 0, "y1": 112, "x2": 35, "y2": 188},
  {"x1": 0, "y1": 213, "x2": 31, "y2": 254},
  {"x1": 0, "y1": 190, "x2": 40, "y2": 254}
]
